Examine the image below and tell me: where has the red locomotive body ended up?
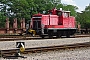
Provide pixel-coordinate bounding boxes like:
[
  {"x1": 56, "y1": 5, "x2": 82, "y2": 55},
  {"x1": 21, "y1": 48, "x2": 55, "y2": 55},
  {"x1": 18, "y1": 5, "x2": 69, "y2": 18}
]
[{"x1": 31, "y1": 8, "x2": 76, "y2": 38}]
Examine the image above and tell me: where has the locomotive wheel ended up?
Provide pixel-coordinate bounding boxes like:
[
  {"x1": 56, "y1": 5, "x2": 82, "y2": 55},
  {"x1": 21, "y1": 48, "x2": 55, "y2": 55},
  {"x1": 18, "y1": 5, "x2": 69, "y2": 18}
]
[
  {"x1": 48, "y1": 31, "x2": 53, "y2": 38},
  {"x1": 56, "y1": 32, "x2": 61, "y2": 38},
  {"x1": 56, "y1": 34, "x2": 61, "y2": 38},
  {"x1": 66, "y1": 31, "x2": 70, "y2": 38},
  {"x1": 41, "y1": 35, "x2": 44, "y2": 38},
  {"x1": 66, "y1": 35, "x2": 70, "y2": 38},
  {"x1": 49, "y1": 35, "x2": 53, "y2": 38}
]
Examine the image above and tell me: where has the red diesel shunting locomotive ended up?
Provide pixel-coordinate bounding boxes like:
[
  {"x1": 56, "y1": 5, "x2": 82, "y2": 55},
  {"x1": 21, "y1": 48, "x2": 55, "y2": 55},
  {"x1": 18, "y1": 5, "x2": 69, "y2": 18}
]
[{"x1": 31, "y1": 8, "x2": 76, "y2": 38}]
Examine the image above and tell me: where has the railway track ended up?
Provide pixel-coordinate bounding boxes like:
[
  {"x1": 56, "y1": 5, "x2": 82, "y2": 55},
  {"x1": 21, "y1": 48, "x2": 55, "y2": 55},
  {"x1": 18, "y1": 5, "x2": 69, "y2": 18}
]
[
  {"x1": 0, "y1": 36, "x2": 41, "y2": 41},
  {"x1": 0, "y1": 34, "x2": 89, "y2": 41},
  {"x1": 1, "y1": 42, "x2": 90, "y2": 59}
]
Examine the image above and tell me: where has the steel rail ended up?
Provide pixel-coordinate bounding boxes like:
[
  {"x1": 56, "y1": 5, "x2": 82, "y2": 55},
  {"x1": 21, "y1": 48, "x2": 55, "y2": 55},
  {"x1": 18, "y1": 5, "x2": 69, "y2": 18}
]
[
  {"x1": 0, "y1": 34, "x2": 90, "y2": 38},
  {"x1": 0, "y1": 34, "x2": 90, "y2": 41}
]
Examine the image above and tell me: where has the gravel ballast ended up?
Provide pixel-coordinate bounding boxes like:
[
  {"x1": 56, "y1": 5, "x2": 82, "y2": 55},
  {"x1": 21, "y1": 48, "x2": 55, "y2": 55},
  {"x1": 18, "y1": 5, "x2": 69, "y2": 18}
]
[{"x1": 0, "y1": 37, "x2": 90, "y2": 50}]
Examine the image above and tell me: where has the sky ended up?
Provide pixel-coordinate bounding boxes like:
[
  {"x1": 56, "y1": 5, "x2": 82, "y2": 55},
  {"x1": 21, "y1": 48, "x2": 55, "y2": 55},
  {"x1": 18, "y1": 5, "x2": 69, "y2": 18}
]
[{"x1": 61, "y1": 0, "x2": 90, "y2": 12}]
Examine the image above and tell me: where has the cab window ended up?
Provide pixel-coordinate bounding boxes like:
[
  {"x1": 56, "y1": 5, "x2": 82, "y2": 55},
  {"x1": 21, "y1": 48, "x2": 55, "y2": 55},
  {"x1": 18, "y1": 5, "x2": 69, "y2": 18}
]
[{"x1": 63, "y1": 12, "x2": 68, "y2": 18}]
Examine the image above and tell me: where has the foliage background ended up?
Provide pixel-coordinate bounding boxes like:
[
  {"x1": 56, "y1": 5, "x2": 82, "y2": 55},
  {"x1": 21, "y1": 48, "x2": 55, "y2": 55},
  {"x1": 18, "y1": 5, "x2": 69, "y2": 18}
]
[{"x1": 0, "y1": 0, "x2": 90, "y2": 28}]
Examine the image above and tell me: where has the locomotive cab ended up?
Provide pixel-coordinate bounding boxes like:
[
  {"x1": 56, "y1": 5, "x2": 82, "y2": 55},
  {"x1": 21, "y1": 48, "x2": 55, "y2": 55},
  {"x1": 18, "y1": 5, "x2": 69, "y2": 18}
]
[{"x1": 32, "y1": 15, "x2": 42, "y2": 35}]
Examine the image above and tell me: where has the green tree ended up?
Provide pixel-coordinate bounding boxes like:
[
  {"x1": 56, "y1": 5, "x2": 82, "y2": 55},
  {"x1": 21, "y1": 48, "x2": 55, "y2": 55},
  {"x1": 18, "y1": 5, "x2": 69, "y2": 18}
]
[
  {"x1": 0, "y1": 0, "x2": 78, "y2": 28},
  {"x1": 63, "y1": 5, "x2": 78, "y2": 16},
  {"x1": 0, "y1": 12, "x2": 6, "y2": 28},
  {"x1": 76, "y1": 4, "x2": 90, "y2": 28}
]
